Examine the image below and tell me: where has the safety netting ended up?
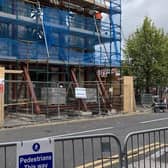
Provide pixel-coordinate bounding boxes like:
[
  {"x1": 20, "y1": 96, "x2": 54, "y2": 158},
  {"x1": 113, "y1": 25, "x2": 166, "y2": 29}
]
[
  {"x1": 0, "y1": 1, "x2": 121, "y2": 67},
  {"x1": 42, "y1": 7, "x2": 121, "y2": 66}
]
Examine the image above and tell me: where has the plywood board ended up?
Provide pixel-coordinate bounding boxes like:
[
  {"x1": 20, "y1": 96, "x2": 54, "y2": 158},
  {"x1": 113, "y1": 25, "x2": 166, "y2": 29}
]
[
  {"x1": 0, "y1": 67, "x2": 4, "y2": 127},
  {"x1": 5, "y1": 70, "x2": 23, "y2": 74},
  {"x1": 60, "y1": 0, "x2": 109, "y2": 13},
  {"x1": 123, "y1": 76, "x2": 136, "y2": 113}
]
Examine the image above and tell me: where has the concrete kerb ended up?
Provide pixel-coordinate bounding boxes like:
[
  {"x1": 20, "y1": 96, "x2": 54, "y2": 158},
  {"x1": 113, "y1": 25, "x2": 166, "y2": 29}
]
[{"x1": 0, "y1": 107, "x2": 153, "y2": 131}]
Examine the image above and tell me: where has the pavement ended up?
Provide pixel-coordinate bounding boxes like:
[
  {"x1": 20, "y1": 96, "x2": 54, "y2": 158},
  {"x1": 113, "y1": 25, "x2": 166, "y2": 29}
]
[
  {"x1": 1, "y1": 106, "x2": 168, "y2": 168},
  {"x1": 3, "y1": 105, "x2": 153, "y2": 128}
]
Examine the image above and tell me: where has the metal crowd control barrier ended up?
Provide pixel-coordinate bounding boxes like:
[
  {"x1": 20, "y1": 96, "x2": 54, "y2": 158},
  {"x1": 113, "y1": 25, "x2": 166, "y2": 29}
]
[
  {"x1": 0, "y1": 141, "x2": 17, "y2": 168},
  {"x1": 0, "y1": 134, "x2": 122, "y2": 168},
  {"x1": 1, "y1": 128, "x2": 168, "y2": 168},
  {"x1": 124, "y1": 127, "x2": 168, "y2": 168},
  {"x1": 54, "y1": 134, "x2": 122, "y2": 168}
]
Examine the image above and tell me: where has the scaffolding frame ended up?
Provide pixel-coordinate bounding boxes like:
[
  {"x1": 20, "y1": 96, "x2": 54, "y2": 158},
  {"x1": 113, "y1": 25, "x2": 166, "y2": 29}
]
[{"x1": 0, "y1": 0, "x2": 121, "y2": 114}]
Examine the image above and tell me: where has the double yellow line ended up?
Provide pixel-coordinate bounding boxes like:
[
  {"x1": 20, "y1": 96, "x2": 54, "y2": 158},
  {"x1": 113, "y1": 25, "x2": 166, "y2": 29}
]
[{"x1": 76, "y1": 142, "x2": 167, "y2": 168}]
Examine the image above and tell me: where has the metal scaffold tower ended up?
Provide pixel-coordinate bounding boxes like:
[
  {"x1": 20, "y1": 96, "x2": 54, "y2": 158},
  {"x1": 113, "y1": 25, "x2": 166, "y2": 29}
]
[
  {"x1": 109, "y1": 0, "x2": 121, "y2": 67},
  {"x1": 0, "y1": 0, "x2": 121, "y2": 67},
  {"x1": 0, "y1": 0, "x2": 122, "y2": 114}
]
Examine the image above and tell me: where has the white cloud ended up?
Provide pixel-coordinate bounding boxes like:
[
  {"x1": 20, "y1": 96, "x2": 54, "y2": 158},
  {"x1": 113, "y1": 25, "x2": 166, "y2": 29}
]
[{"x1": 122, "y1": 0, "x2": 168, "y2": 39}]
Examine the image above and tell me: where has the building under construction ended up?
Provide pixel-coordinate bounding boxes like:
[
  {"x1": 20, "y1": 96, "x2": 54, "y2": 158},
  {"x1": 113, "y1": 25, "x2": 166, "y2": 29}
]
[{"x1": 0, "y1": 0, "x2": 122, "y2": 117}]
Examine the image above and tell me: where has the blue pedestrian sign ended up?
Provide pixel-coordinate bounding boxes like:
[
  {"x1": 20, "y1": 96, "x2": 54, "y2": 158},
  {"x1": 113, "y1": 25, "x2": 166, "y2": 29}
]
[
  {"x1": 32, "y1": 143, "x2": 40, "y2": 152},
  {"x1": 17, "y1": 138, "x2": 54, "y2": 168}
]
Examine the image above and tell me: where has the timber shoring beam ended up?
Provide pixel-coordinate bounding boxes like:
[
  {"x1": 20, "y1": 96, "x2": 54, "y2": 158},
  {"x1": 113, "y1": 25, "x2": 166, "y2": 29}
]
[
  {"x1": 70, "y1": 68, "x2": 88, "y2": 111},
  {"x1": 22, "y1": 65, "x2": 41, "y2": 114},
  {"x1": 96, "y1": 72, "x2": 109, "y2": 99},
  {"x1": 96, "y1": 70, "x2": 112, "y2": 111}
]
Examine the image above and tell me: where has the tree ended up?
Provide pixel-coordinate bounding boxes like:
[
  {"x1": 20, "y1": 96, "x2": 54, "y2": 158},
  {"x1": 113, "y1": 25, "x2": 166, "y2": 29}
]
[{"x1": 123, "y1": 17, "x2": 168, "y2": 93}]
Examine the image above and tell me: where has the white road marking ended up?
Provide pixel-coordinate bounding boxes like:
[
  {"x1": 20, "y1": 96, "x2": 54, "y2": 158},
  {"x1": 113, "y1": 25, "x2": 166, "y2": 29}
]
[
  {"x1": 53, "y1": 126, "x2": 114, "y2": 138},
  {"x1": 140, "y1": 117, "x2": 168, "y2": 124}
]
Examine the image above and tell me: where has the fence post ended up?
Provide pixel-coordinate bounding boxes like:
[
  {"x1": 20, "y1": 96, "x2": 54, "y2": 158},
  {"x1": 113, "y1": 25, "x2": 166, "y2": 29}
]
[
  {"x1": 31, "y1": 97, "x2": 34, "y2": 116},
  {"x1": 97, "y1": 82, "x2": 101, "y2": 115},
  {"x1": 123, "y1": 139, "x2": 128, "y2": 168}
]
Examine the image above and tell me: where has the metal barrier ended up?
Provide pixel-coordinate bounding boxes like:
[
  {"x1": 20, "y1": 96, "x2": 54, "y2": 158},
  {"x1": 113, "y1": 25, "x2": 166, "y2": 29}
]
[
  {"x1": 0, "y1": 141, "x2": 17, "y2": 168},
  {"x1": 2, "y1": 127, "x2": 168, "y2": 168},
  {"x1": 4, "y1": 80, "x2": 122, "y2": 116},
  {"x1": 0, "y1": 134, "x2": 122, "y2": 168},
  {"x1": 54, "y1": 134, "x2": 122, "y2": 168},
  {"x1": 124, "y1": 127, "x2": 168, "y2": 168}
]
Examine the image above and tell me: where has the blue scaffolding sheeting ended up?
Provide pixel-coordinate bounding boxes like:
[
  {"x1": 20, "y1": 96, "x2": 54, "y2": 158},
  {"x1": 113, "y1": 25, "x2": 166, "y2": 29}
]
[
  {"x1": 0, "y1": 0, "x2": 121, "y2": 67},
  {"x1": 42, "y1": 6, "x2": 121, "y2": 66}
]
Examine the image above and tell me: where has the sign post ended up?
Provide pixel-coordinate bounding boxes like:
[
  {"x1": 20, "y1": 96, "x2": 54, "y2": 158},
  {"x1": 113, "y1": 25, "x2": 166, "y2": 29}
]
[{"x1": 17, "y1": 138, "x2": 54, "y2": 168}]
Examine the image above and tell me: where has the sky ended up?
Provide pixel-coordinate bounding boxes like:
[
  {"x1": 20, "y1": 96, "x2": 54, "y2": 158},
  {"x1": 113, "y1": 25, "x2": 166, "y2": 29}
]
[{"x1": 122, "y1": 0, "x2": 168, "y2": 39}]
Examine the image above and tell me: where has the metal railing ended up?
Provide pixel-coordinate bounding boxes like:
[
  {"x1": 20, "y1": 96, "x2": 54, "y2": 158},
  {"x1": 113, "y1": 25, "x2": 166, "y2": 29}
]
[
  {"x1": 0, "y1": 134, "x2": 122, "y2": 168},
  {"x1": 0, "y1": 141, "x2": 17, "y2": 168},
  {"x1": 1, "y1": 127, "x2": 168, "y2": 168},
  {"x1": 124, "y1": 127, "x2": 168, "y2": 168},
  {"x1": 4, "y1": 80, "x2": 122, "y2": 117},
  {"x1": 54, "y1": 134, "x2": 122, "y2": 168}
]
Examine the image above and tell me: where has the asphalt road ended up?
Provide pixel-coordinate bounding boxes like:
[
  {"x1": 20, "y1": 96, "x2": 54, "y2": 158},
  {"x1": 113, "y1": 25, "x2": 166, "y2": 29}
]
[
  {"x1": 0, "y1": 111, "x2": 168, "y2": 143},
  {"x1": 1, "y1": 112, "x2": 168, "y2": 168}
]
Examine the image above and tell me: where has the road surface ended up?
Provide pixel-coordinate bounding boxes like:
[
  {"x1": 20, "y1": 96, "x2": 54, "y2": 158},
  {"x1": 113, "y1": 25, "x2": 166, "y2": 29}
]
[
  {"x1": 1, "y1": 112, "x2": 168, "y2": 168},
  {"x1": 0, "y1": 112, "x2": 168, "y2": 143}
]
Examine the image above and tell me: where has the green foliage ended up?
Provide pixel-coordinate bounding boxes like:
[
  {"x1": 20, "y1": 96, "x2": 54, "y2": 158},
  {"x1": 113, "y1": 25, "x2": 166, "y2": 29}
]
[{"x1": 123, "y1": 17, "x2": 168, "y2": 93}]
